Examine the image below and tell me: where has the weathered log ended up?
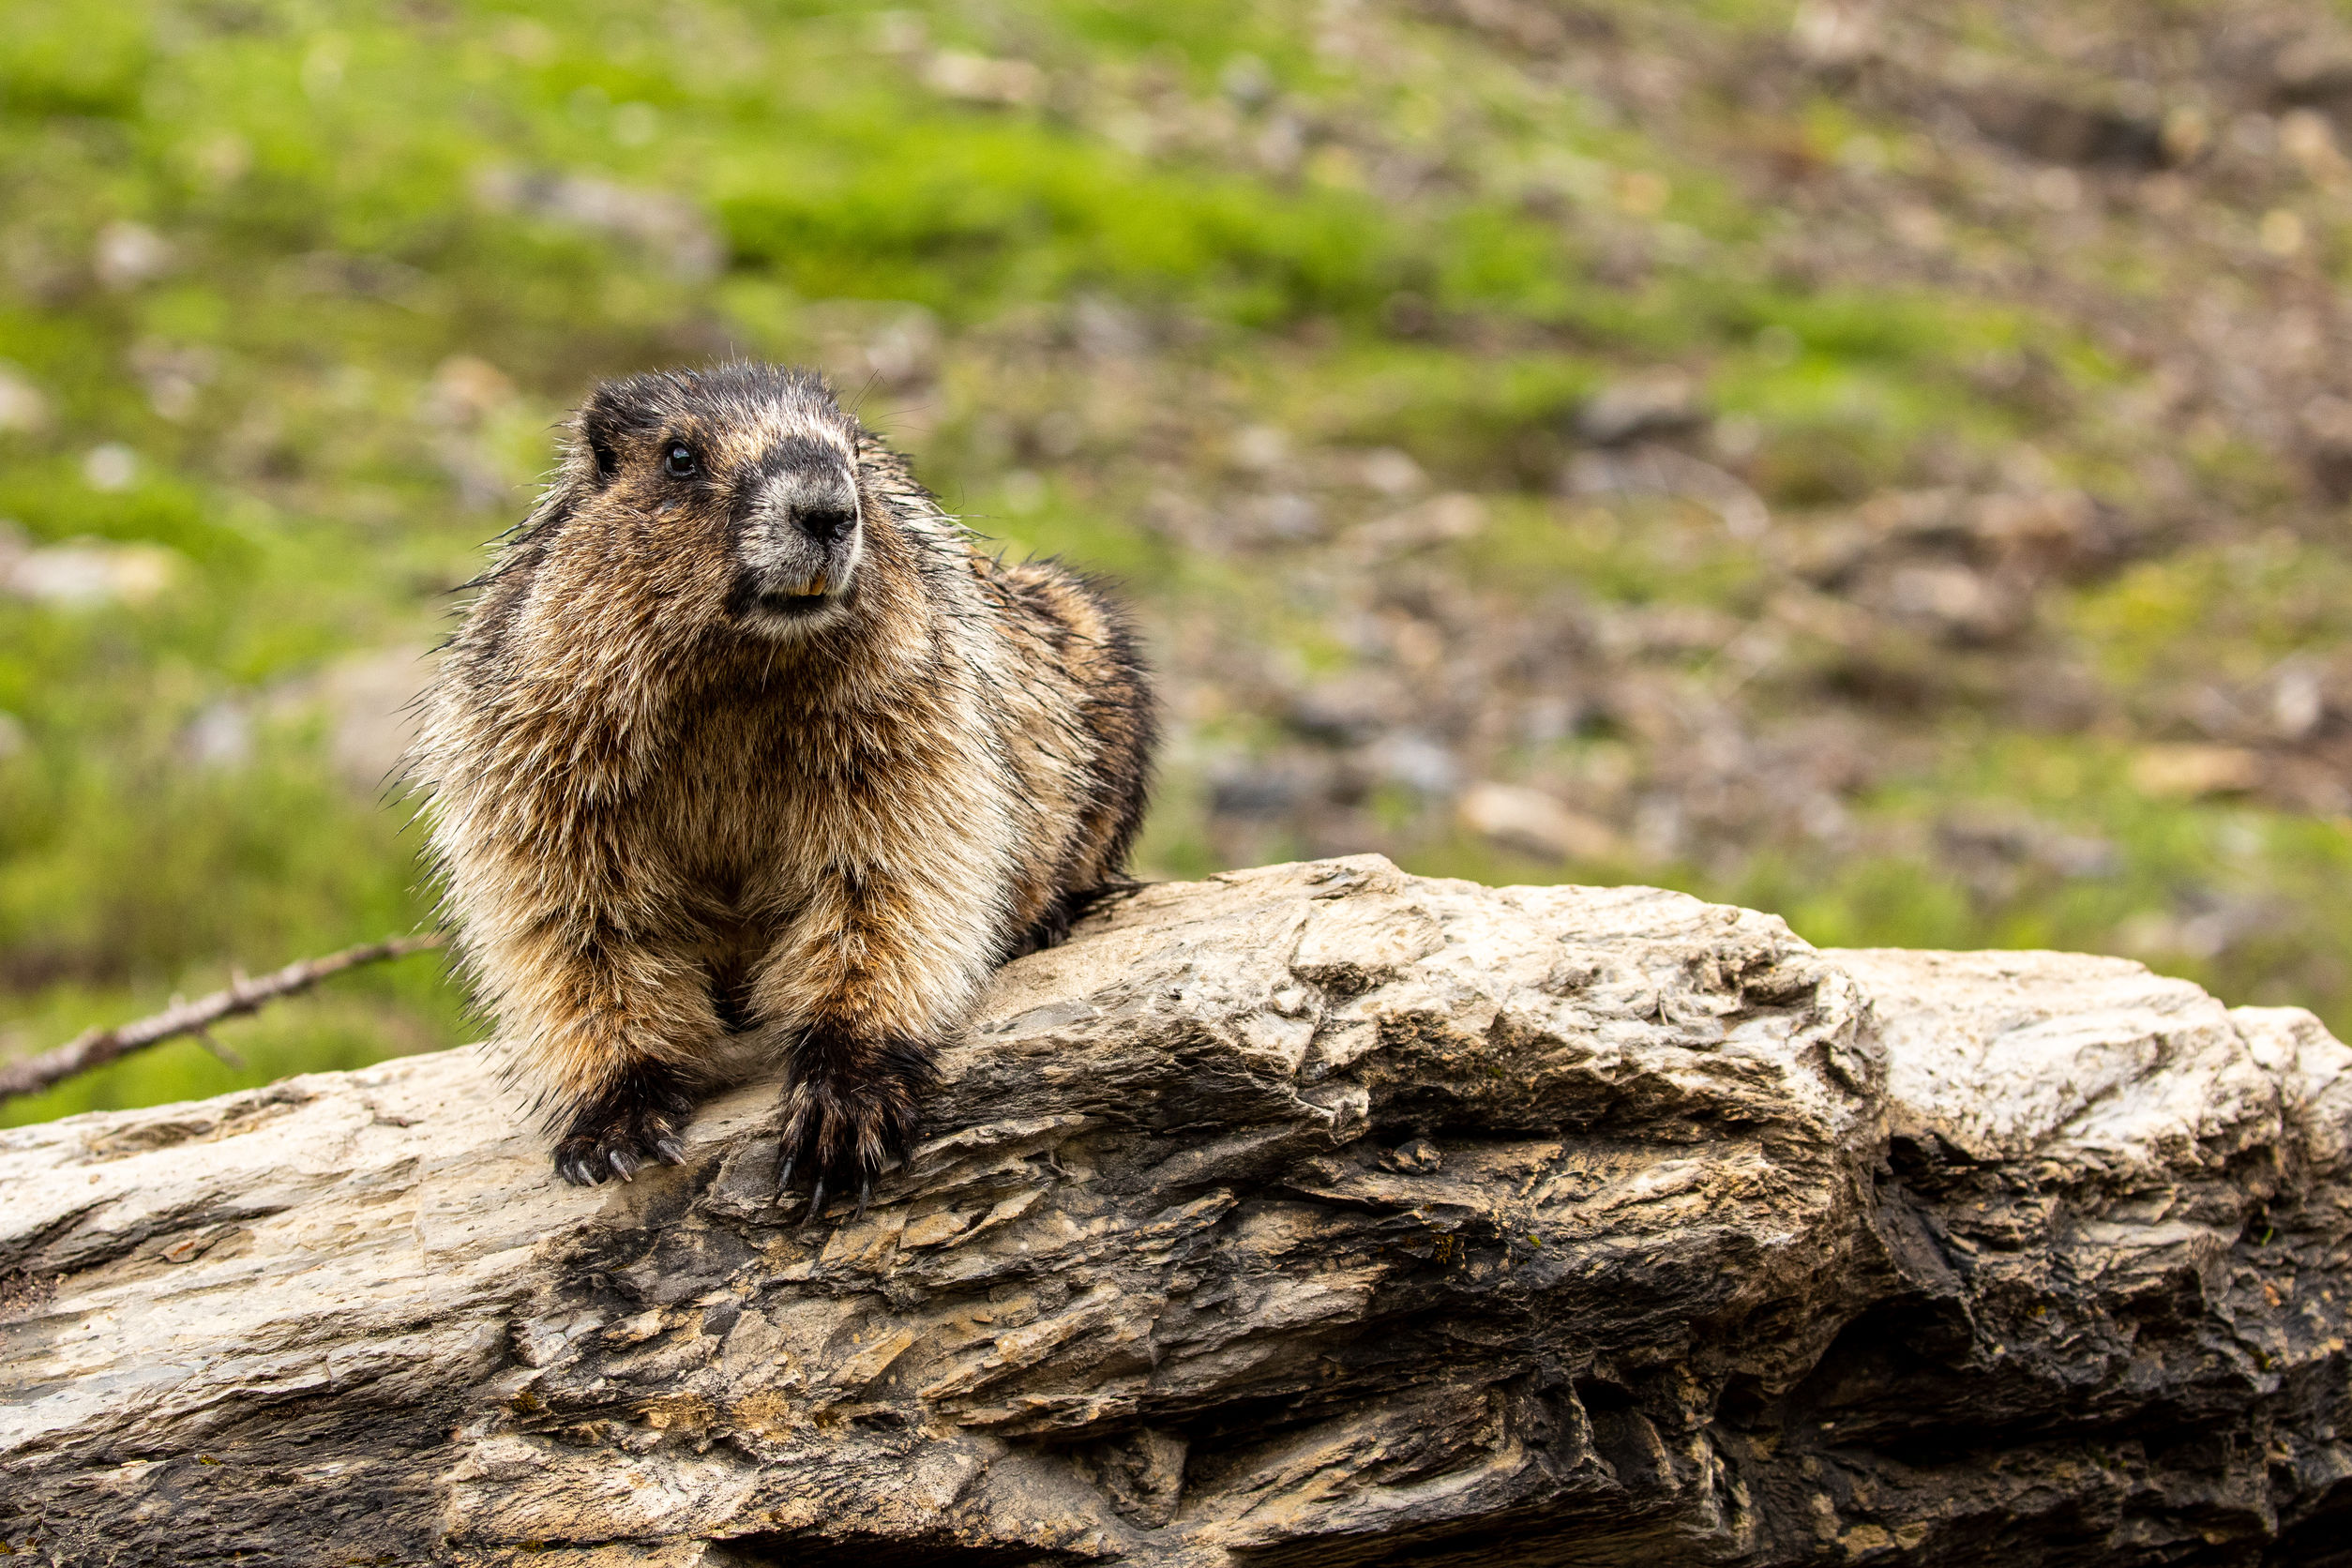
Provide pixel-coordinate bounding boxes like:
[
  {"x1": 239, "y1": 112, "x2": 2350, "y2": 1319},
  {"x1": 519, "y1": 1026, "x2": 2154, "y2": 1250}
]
[{"x1": 3, "y1": 856, "x2": 2347, "y2": 1566}]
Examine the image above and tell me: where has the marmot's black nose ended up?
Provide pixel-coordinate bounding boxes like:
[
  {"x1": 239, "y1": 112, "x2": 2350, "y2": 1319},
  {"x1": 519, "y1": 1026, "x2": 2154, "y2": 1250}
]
[
  {"x1": 749, "y1": 435, "x2": 859, "y2": 543},
  {"x1": 793, "y1": 505, "x2": 858, "y2": 543}
]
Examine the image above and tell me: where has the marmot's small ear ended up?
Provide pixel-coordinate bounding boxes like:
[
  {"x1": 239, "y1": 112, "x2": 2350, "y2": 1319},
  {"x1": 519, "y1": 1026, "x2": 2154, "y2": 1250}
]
[
  {"x1": 581, "y1": 408, "x2": 625, "y2": 485},
  {"x1": 579, "y1": 385, "x2": 650, "y2": 486}
]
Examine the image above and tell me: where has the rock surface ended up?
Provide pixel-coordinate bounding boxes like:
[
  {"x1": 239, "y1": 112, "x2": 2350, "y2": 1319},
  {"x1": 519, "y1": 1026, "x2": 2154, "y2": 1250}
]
[{"x1": 3, "y1": 857, "x2": 2348, "y2": 1566}]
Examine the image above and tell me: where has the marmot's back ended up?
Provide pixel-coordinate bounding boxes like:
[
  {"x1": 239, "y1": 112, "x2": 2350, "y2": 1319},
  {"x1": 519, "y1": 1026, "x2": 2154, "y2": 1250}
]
[
  {"x1": 976, "y1": 554, "x2": 1156, "y2": 953},
  {"x1": 408, "y1": 364, "x2": 1156, "y2": 1213}
]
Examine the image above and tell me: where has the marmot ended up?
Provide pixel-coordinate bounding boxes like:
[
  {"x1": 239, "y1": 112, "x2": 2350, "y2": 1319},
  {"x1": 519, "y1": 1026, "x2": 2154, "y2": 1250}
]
[{"x1": 409, "y1": 364, "x2": 1154, "y2": 1215}]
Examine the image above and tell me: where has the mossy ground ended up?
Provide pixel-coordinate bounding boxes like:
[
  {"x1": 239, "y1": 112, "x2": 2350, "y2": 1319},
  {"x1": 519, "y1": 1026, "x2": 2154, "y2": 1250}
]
[{"x1": 8, "y1": 0, "x2": 2351, "y2": 1123}]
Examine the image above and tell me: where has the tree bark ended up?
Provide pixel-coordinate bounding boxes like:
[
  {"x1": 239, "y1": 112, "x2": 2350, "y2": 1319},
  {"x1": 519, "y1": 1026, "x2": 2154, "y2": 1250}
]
[{"x1": 3, "y1": 856, "x2": 2347, "y2": 1566}]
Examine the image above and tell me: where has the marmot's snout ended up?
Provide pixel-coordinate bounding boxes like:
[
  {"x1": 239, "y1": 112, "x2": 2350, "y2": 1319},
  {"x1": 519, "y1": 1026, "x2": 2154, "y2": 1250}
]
[{"x1": 731, "y1": 435, "x2": 863, "y2": 629}]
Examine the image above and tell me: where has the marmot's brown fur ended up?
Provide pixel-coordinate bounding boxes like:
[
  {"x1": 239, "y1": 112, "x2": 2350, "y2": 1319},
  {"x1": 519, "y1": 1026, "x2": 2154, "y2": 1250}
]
[{"x1": 408, "y1": 364, "x2": 1154, "y2": 1214}]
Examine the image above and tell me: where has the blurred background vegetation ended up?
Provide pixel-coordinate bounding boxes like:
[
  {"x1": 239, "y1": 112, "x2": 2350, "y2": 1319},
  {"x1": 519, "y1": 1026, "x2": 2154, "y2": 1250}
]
[{"x1": 9, "y1": 0, "x2": 2352, "y2": 1124}]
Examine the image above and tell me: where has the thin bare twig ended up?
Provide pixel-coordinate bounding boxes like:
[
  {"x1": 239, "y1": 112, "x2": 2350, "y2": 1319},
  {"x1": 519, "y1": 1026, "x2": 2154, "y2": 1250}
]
[
  {"x1": 190, "y1": 1026, "x2": 245, "y2": 1070},
  {"x1": 0, "y1": 934, "x2": 445, "y2": 1107}
]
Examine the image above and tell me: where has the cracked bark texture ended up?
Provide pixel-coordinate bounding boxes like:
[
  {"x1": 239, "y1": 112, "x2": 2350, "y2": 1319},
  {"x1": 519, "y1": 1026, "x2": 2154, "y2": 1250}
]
[{"x1": 3, "y1": 856, "x2": 2348, "y2": 1567}]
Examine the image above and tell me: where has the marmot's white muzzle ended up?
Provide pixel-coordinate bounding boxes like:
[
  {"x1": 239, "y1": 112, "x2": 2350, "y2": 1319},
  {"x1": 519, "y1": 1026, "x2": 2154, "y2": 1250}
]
[{"x1": 733, "y1": 458, "x2": 863, "y2": 629}]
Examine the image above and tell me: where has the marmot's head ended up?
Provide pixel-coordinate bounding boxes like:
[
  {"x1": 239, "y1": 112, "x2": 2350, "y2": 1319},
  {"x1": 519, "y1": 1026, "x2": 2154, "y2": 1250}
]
[{"x1": 551, "y1": 364, "x2": 870, "y2": 641}]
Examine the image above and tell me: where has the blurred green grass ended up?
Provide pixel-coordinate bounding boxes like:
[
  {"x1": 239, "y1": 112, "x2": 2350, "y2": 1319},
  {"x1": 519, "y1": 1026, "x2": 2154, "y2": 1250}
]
[{"x1": 5, "y1": 0, "x2": 2349, "y2": 1126}]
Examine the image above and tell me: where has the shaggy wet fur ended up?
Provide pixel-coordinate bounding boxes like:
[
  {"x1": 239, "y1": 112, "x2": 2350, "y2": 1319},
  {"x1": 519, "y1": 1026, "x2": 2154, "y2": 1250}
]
[{"x1": 408, "y1": 365, "x2": 1154, "y2": 1214}]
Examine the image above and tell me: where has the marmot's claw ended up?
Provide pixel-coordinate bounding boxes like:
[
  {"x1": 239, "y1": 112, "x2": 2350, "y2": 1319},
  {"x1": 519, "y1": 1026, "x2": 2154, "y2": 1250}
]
[
  {"x1": 552, "y1": 1081, "x2": 692, "y2": 1190},
  {"x1": 772, "y1": 1066, "x2": 923, "y2": 1228},
  {"x1": 554, "y1": 1144, "x2": 603, "y2": 1186}
]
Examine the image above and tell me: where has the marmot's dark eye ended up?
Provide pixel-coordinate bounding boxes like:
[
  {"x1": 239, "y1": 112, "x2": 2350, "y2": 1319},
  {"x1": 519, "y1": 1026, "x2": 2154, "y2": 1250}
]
[{"x1": 663, "y1": 443, "x2": 698, "y2": 478}]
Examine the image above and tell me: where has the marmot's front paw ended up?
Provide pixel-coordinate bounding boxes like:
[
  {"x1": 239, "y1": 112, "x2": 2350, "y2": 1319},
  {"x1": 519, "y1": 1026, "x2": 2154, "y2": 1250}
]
[
  {"x1": 773, "y1": 1056, "x2": 925, "y2": 1223},
  {"x1": 553, "y1": 1066, "x2": 694, "y2": 1185}
]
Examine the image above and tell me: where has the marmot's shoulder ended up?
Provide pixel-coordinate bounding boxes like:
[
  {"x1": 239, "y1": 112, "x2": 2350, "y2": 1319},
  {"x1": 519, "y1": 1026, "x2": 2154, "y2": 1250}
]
[
  {"x1": 854, "y1": 432, "x2": 937, "y2": 509},
  {"x1": 968, "y1": 552, "x2": 1127, "y2": 650}
]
